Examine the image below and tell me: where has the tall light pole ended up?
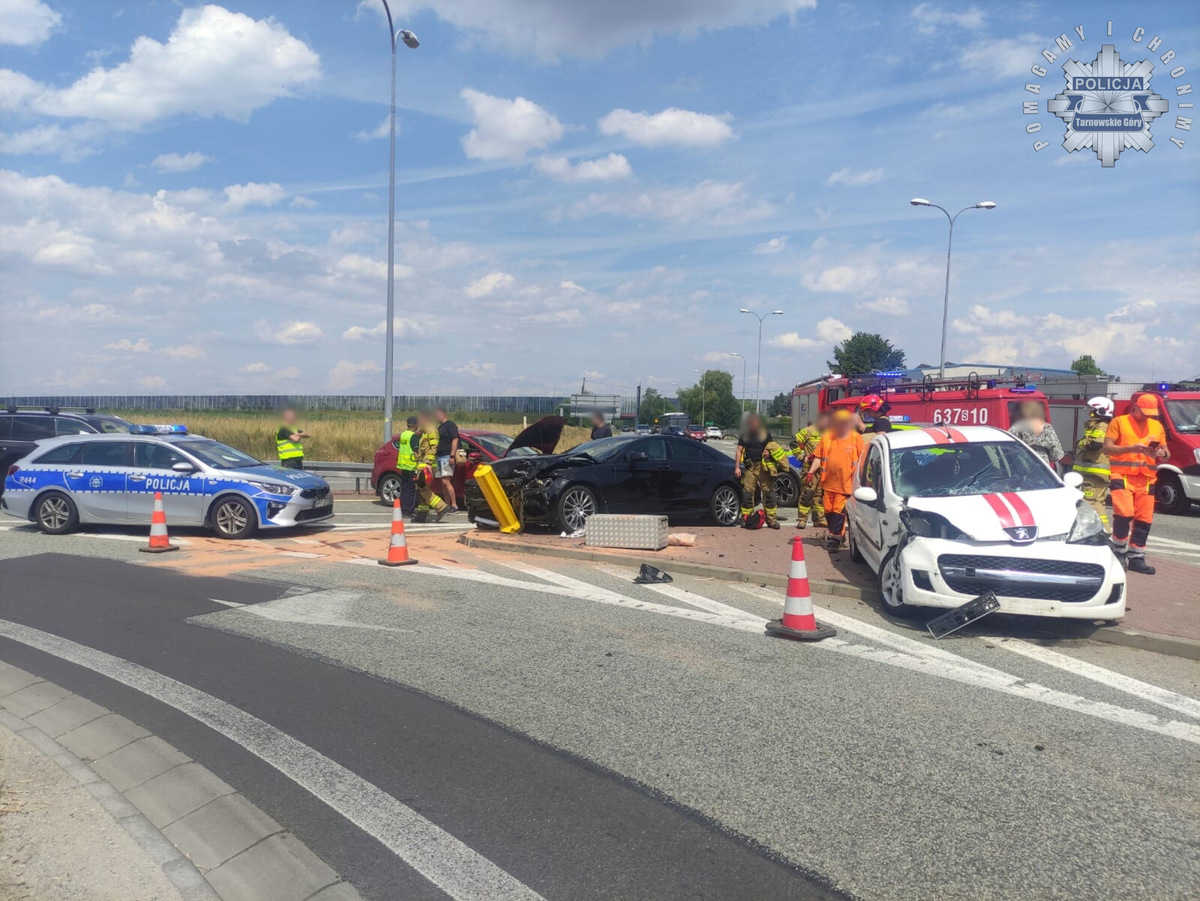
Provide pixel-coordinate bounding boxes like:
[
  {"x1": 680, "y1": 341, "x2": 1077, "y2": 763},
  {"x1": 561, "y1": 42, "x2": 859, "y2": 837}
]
[
  {"x1": 739, "y1": 308, "x2": 783, "y2": 414},
  {"x1": 729, "y1": 352, "x2": 747, "y2": 413},
  {"x1": 693, "y1": 368, "x2": 707, "y2": 426},
  {"x1": 379, "y1": 1, "x2": 419, "y2": 443},
  {"x1": 909, "y1": 198, "x2": 996, "y2": 380}
]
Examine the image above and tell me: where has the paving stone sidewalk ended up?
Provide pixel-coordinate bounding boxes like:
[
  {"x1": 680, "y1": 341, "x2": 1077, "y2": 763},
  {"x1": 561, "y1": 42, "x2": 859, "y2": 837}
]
[{"x1": 0, "y1": 660, "x2": 362, "y2": 901}]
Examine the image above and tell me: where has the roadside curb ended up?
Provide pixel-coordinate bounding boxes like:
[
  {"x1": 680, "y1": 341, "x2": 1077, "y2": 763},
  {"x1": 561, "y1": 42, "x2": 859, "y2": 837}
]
[
  {"x1": 0, "y1": 661, "x2": 363, "y2": 901},
  {"x1": 458, "y1": 533, "x2": 1200, "y2": 662}
]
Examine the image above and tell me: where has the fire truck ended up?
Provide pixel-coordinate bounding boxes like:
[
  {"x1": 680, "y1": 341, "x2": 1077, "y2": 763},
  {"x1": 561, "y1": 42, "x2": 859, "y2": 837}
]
[{"x1": 791, "y1": 371, "x2": 1054, "y2": 432}]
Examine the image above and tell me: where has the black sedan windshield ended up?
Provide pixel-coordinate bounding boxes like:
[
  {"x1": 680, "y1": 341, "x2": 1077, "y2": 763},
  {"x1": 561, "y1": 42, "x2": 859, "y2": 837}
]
[{"x1": 890, "y1": 441, "x2": 1060, "y2": 498}]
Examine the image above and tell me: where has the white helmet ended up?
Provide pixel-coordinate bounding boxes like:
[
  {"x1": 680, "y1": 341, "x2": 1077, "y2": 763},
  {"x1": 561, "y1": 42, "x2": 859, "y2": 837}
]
[{"x1": 1087, "y1": 396, "x2": 1115, "y2": 418}]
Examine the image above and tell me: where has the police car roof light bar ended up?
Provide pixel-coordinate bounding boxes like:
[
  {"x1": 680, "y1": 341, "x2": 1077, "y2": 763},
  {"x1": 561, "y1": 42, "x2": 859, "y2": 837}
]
[{"x1": 129, "y1": 424, "x2": 189, "y2": 435}]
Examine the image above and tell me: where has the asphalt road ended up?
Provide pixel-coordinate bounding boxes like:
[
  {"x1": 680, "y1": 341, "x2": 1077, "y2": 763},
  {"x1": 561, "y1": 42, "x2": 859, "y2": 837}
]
[{"x1": 0, "y1": 523, "x2": 1197, "y2": 901}]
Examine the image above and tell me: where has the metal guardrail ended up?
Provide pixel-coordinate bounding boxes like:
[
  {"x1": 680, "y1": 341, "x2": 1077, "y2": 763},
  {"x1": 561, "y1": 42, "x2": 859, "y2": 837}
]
[{"x1": 302, "y1": 461, "x2": 374, "y2": 494}]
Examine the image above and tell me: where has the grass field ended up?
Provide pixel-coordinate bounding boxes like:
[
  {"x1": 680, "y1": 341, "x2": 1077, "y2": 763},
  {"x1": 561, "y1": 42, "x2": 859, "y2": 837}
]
[{"x1": 116, "y1": 410, "x2": 593, "y2": 463}]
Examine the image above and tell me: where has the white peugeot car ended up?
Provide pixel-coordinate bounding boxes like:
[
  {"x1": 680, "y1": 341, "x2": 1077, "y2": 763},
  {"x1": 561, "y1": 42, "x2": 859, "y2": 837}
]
[{"x1": 847, "y1": 425, "x2": 1125, "y2": 621}]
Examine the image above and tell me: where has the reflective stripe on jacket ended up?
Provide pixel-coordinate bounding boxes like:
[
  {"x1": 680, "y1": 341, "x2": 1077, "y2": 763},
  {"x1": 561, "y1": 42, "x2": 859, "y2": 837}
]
[
  {"x1": 417, "y1": 429, "x2": 440, "y2": 466},
  {"x1": 276, "y1": 426, "x2": 303, "y2": 460},
  {"x1": 395, "y1": 429, "x2": 418, "y2": 471},
  {"x1": 1106, "y1": 414, "x2": 1165, "y2": 480},
  {"x1": 1072, "y1": 418, "x2": 1109, "y2": 477},
  {"x1": 762, "y1": 441, "x2": 788, "y2": 475}
]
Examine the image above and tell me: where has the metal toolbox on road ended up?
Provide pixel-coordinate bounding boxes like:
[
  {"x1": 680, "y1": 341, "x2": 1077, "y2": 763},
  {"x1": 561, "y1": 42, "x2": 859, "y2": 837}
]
[{"x1": 585, "y1": 514, "x2": 669, "y2": 550}]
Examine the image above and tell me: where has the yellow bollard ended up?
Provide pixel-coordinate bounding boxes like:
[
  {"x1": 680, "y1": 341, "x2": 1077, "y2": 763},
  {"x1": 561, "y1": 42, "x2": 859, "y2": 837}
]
[{"x1": 473, "y1": 464, "x2": 520, "y2": 533}]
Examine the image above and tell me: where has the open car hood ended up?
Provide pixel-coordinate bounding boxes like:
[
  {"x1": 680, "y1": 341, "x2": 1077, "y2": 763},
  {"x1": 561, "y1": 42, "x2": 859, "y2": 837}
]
[
  {"x1": 508, "y1": 415, "x2": 564, "y2": 456},
  {"x1": 907, "y1": 488, "x2": 1078, "y2": 542}
]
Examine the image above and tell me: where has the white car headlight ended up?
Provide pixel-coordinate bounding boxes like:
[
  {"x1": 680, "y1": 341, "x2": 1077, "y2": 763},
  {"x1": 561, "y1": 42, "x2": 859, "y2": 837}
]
[
  {"x1": 246, "y1": 480, "x2": 298, "y2": 497},
  {"x1": 1067, "y1": 502, "x2": 1105, "y2": 544}
]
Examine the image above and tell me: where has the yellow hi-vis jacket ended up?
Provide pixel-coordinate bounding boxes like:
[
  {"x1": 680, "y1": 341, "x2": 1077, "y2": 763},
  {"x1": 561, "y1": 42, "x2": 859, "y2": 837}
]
[
  {"x1": 395, "y1": 429, "x2": 418, "y2": 472},
  {"x1": 1072, "y1": 415, "x2": 1110, "y2": 477},
  {"x1": 276, "y1": 425, "x2": 303, "y2": 460}
]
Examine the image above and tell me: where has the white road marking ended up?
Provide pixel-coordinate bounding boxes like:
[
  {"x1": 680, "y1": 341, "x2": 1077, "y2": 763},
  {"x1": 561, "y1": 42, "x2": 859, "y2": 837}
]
[
  {"x1": 588, "y1": 563, "x2": 765, "y2": 621},
  {"x1": 214, "y1": 590, "x2": 409, "y2": 634},
  {"x1": 1147, "y1": 536, "x2": 1200, "y2": 549},
  {"x1": 0, "y1": 619, "x2": 545, "y2": 901},
  {"x1": 207, "y1": 598, "x2": 245, "y2": 608},
  {"x1": 278, "y1": 551, "x2": 326, "y2": 559},
  {"x1": 991, "y1": 640, "x2": 1200, "y2": 721}
]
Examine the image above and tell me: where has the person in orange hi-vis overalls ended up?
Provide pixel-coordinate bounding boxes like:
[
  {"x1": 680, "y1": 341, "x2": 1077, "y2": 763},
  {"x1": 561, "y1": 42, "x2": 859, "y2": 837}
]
[
  {"x1": 1103, "y1": 394, "x2": 1169, "y2": 575},
  {"x1": 807, "y1": 409, "x2": 866, "y2": 551}
]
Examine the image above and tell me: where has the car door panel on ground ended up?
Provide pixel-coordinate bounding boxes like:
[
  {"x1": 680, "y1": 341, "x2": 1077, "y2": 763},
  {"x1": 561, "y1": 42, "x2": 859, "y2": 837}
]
[
  {"x1": 128, "y1": 442, "x2": 208, "y2": 526},
  {"x1": 69, "y1": 441, "x2": 132, "y2": 520}
]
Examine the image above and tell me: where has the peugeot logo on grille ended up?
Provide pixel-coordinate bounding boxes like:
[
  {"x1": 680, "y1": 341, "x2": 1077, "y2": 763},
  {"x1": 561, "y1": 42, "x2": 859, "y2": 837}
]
[{"x1": 1005, "y1": 525, "x2": 1038, "y2": 542}]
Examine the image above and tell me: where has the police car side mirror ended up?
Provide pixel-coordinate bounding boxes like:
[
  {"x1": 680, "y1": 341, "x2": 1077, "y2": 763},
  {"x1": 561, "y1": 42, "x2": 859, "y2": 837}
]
[
  {"x1": 172, "y1": 461, "x2": 196, "y2": 473},
  {"x1": 1062, "y1": 471, "x2": 1083, "y2": 489},
  {"x1": 853, "y1": 486, "x2": 878, "y2": 504}
]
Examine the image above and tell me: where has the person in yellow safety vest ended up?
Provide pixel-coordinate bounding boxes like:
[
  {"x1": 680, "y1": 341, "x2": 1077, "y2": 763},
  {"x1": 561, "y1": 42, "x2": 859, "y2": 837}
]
[
  {"x1": 275, "y1": 408, "x2": 309, "y2": 470},
  {"x1": 792, "y1": 412, "x2": 828, "y2": 529},
  {"x1": 1073, "y1": 397, "x2": 1114, "y2": 533},
  {"x1": 393, "y1": 415, "x2": 420, "y2": 518},
  {"x1": 734, "y1": 413, "x2": 783, "y2": 529},
  {"x1": 1103, "y1": 394, "x2": 1168, "y2": 575},
  {"x1": 413, "y1": 412, "x2": 447, "y2": 523}
]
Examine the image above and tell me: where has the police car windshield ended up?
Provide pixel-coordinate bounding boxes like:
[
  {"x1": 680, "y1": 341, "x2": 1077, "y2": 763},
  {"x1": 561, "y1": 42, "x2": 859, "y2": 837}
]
[
  {"x1": 181, "y1": 439, "x2": 262, "y2": 469},
  {"x1": 1166, "y1": 400, "x2": 1200, "y2": 433},
  {"x1": 890, "y1": 441, "x2": 1060, "y2": 498}
]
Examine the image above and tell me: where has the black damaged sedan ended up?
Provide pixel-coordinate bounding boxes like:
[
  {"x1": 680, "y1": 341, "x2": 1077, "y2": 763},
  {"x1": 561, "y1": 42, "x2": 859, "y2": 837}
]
[{"x1": 465, "y1": 434, "x2": 742, "y2": 532}]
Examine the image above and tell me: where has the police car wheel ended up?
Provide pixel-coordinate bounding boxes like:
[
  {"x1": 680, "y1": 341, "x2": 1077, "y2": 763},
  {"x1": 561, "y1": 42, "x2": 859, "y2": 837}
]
[
  {"x1": 378, "y1": 473, "x2": 402, "y2": 506},
  {"x1": 36, "y1": 492, "x2": 78, "y2": 535},
  {"x1": 211, "y1": 496, "x2": 257, "y2": 540},
  {"x1": 877, "y1": 548, "x2": 917, "y2": 618},
  {"x1": 774, "y1": 473, "x2": 799, "y2": 507}
]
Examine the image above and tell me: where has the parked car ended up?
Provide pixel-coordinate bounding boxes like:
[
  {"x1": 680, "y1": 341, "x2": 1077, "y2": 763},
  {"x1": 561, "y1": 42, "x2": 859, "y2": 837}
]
[
  {"x1": 685, "y1": 424, "x2": 708, "y2": 441},
  {"x1": 464, "y1": 434, "x2": 741, "y2": 532},
  {"x1": 634, "y1": 423, "x2": 652, "y2": 435},
  {"x1": 846, "y1": 425, "x2": 1125, "y2": 621},
  {"x1": 370, "y1": 417, "x2": 563, "y2": 505},
  {"x1": 0, "y1": 407, "x2": 133, "y2": 493},
  {"x1": 1, "y1": 426, "x2": 332, "y2": 539},
  {"x1": 705, "y1": 426, "x2": 723, "y2": 440}
]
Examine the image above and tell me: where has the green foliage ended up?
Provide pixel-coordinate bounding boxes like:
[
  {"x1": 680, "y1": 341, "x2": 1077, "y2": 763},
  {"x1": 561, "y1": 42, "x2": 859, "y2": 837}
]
[
  {"x1": 828, "y1": 332, "x2": 906, "y2": 376},
  {"x1": 638, "y1": 388, "x2": 672, "y2": 423},
  {"x1": 1070, "y1": 354, "x2": 1107, "y2": 377},
  {"x1": 677, "y1": 369, "x2": 741, "y2": 428},
  {"x1": 767, "y1": 391, "x2": 791, "y2": 418}
]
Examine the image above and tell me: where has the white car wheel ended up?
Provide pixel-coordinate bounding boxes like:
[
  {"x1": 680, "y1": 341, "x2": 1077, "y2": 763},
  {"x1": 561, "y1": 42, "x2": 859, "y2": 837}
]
[{"x1": 877, "y1": 548, "x2": 917, "y2": 618}]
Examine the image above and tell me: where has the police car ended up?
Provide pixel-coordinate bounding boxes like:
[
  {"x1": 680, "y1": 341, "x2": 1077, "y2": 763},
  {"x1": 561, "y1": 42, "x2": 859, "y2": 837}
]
[{"x1": 1, "y1": 425, "x2": 333, "y2": 539}]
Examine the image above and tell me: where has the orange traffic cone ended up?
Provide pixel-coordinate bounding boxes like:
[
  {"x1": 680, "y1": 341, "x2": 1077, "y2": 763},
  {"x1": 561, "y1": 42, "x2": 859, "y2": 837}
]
[
  {"x1": 765, "y1": 537, "x2": 835, "y2": 641},
  {"x1": 379, "y1": 498, "x2": 417, "y2": 566},
  {"x1": 139, "y1": 492, "x2": 179, "y2": 554}
]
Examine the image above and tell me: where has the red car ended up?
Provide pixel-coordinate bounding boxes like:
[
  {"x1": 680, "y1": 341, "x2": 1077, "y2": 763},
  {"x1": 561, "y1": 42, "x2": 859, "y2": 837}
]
[
  {"x1": 371, "y1": 417, "x2": 564, "y2": 505},
  {"x1": 685, "y1": 424, "x2": 708, "y2": 441}
]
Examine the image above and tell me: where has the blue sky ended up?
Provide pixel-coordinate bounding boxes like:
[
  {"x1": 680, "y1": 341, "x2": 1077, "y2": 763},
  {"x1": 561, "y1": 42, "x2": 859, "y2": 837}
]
[{"x1": 2, "y1": 0, "x2": 1197, "y2": 399}]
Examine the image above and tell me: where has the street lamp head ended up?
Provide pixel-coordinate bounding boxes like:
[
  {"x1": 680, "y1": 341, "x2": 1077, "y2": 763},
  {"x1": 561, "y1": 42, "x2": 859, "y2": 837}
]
[
  {"x1": 975, "y1": 201, "x2": 996, "y2": 209},
  {"x1": 398, "y1": 29, "x2": 419, "y2": 48},
  {"x1": 738, "y1": 308, "x2": 751, "y2": 314},
  {"x1": 910, "y1": 198, "x2": 931, "y2": 206},
  {"x1": 771, "y1": 310, "x2": 784, "y2": 315}
]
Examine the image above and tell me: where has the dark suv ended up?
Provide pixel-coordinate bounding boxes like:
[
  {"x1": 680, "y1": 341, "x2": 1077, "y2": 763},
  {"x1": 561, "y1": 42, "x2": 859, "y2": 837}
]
[{"x1": 0, "y1": 408, "x2": 134, "y2": 486}]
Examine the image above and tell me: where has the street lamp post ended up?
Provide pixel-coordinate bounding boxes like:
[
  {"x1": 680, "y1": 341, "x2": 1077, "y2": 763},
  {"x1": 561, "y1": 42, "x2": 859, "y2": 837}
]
[
  {"x1": 729, "y1": 352, "x2": 747, "y2": 413},
  {"x1": 693, "y1": 369, "x2": 707, "y2": 427},
  {"x1": 379, "y1": 1, "x2": 419, "y2": 443},
  {"x1": 739, "y1": 308, "x2": 784, "y2": 414},
  {"x1": 909, "y1": 198, "x2": 996, "y2": 380}
]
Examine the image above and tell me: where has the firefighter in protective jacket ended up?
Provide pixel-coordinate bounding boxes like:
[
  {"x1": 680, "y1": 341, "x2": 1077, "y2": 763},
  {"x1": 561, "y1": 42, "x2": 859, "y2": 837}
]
[
  {"x1": 792, "y1": 414, "x2": 828, "y2": 529},
  {"x1": 413, "y1": 413, "x2": 448, "y2": 523},
  {"x1": 1073, "y1": 397, "x2": 1113, "y2": 532},
  {"x1": 735, "y1": 414, "x2": 783, "y2": 529}
]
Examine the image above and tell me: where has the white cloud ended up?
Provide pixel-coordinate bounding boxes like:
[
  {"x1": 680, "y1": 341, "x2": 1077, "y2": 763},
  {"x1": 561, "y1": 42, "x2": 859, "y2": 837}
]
[
  {"x1": 465, "y1": 271, "x2": 515, "y2": 298},
  {"x1": 364, "y1": 0, "x2": 816, "y2": 61},
  {"x1": 223, "y1": 182, "x2": 287, "y2": 210},
  {"x1": 341, "y1": 316, "x2": 440, "y2": 341},
  {"x1": 560, "y1": 280, "x2": 586, "y2": 292},
  {"x1": 857, "y1": 296, "x2": 911, "y2": 316},
  {"x1": 162, "y1": 343, "x2": 205, "y2": 360},
  {"x1": 598, "y1": 107, "x2": 732, "y2": 148},
  {"x1": 136, "y1": 375, "x2": 167, "y2": 390},
  {"x1": 534, "y1": 153, "x2": 632, "y2": 182},
  {"x1": 806, "y1": 264, "x2": 878, "y2": 293},
  {"x1": 151, "y1": 152, "x2": 211, "y2": 173},
  {"x1": 242, "y1": 361, "x2": 270, "y2": 374},
  {"x1": 960, "y1": 35, "x2": 1041, "y2": 79},
  {"x1": 328, "y1": 358, "x2": 381, "y2": 390},
  {"x1": 770, "y1": 318, "x2": 852, "y2": 350},
  {"x1": 290, "y1": 195, "x2": 318, "y2": 209},
  {"x1": 0, "y1": 0, "x2": 61, "y2": 47},
  {"x1": 353, "y1": 115, "x2": 391, "y2": 142},
  {"x1": 753, "y1": 236, "x2": 787, "y2": 254},
  {"x1": 911, "y1": 4, "x2": 986, "y2": 34},
  {"x1": 256, "y1": 320, "x2": 324, "y2": 345},
  {"x1": 445, "y1": 359, "x2": 497, "y2": 379},
  {"x1": 333, "y1": 253, "x2": 394, "y2": 281},
  {"x1": 104, "y1": 337, "x2": 152, "y2": 353},
  {"x1": 6, "y1": 6, "x2": 319, "y2": 127},
  {"x1": 816, "y1": 317, "x2": 853, "y2": 343},
  {"x1": 460, "y1": 88, "x2": 563, "y2": 163},
  {"x1": 825, "y1": 167, "x2": 884, "y2": 187},
  {"x1": 770, "y1": 332, "x2": 821, "y2": 350},
  {"x1": 574, "y1": 180, "x2": 771, "y2": 226}
]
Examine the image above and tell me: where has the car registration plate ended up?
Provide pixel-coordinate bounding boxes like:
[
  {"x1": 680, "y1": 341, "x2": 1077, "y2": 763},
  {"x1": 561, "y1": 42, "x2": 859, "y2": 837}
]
[
  {"x1": 313, "y1": 495, "x2": 332, "y2": 508},
  {"x1": 926, "y1": 591, "x2": 1000, "y2": 639}
]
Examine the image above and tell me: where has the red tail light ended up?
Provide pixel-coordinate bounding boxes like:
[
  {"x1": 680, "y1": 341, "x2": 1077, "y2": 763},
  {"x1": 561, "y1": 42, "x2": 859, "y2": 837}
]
[{"x1": 6, "y1": 465, "x2": 18, "y2": 477}]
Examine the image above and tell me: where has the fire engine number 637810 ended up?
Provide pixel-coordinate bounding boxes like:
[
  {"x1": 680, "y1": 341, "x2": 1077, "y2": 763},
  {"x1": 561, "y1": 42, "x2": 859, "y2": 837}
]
[{"x1": 933, "y1": 407, "x2": 990, "y2": 425}]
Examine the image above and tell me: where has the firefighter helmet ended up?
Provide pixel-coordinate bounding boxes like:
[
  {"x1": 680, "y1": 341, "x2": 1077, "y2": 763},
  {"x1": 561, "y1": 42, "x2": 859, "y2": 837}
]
[
  {"x1": 415, "y1": 464, "x2": 434, "y2": 489},
  {"x1": 858, "y1": 394, "x2": 884, "y2": 413},
  {"x1": 1086, "y1": 396, "x2": 1115, "y2": 418}
]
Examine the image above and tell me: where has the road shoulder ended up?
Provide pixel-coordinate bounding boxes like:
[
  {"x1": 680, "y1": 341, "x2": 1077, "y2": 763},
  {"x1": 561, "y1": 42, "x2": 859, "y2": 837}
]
[{"x1": 0, "y1": 661, "x2": 361, "y2": 901}]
